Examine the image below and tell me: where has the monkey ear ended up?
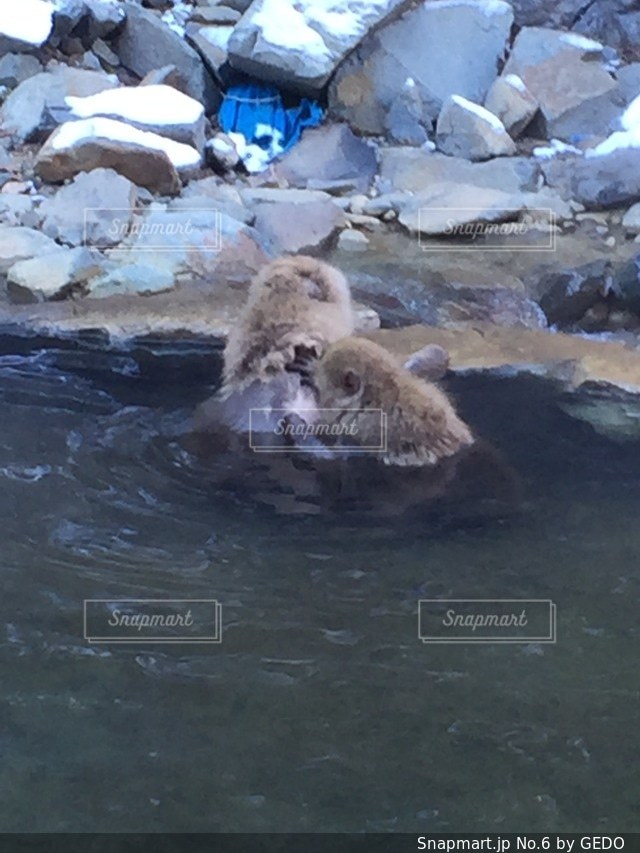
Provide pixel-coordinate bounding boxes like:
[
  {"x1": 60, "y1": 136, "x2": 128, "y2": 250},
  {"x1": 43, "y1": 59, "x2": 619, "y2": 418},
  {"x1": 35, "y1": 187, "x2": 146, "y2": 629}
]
[{"x1": 342, "y1": 369, "x2": 361, "y2": 396}]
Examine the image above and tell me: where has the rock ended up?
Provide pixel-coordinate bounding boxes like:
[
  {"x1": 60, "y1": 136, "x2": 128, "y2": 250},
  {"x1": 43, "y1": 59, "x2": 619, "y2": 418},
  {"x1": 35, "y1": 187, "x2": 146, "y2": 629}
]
[
  {"x1": 206, "y1": 132, "x2": 240, "y2": 171},
  {"x1": 0, "y1": 195, "x2": 34, "y2": 228},
  {"x1": 39, "y1": 168, "x2": 138, "y2": 247},
  {"x1": 574, "y1": 1, "x2": 640, "y2": 58},
  {"x1": 534, "y1": 259, "x2": 612, "y2": 326},
  {"x1": 35, "y1": 118, "x2": 201, "y2": 195},
  {"x1": 7, "y1": 247, "x2": 104, "y2": 302},
  {"x1": 0, "y1": 0, "x2": 53, "y2": 52},
  {"x1": 92, "y1": 39, "x2": 121, "y2": 68},
  {"x1": 65, "y1": 84, "x2": 206, "y2": 151},
  {"x1": 114, "y1": 1, "x2": 219, "y2": 106},
  {"x1": 110, "y1": 207, "x2": 272, "y2": 284},
  {"x1": 337, "y1": 228, "x2": 370, "y2": 252},
  {"x1": 185, "y1": 24, "x2": 233, "y2": 80},
  {"x1": 502, "y1": 28, "x2": 620, "y2": 142},
  {"x1": 378, "y1": 148, "x2": 540, "y2": 195},
  {"x1": 179, "y1": 178, "x2": 251, "y2": 223},
  {"x1": 541, "y1": 149, "x2": 640, "y2": 209},
  {"x1": 190, "y1": 5, "x2": 241, "y2": 25},
  {"x1": 484, "y1": 74, "x2": 539, "y2": 138},
  {"x1": 385, "y1": 78, "x2": 431, "y2": 145},
  {"x1": 254, "y1": 199, "x2": 345, "y2": 255},
  {"x1": 0, "y1": 54, "x2": 43, "y2": 89},
  {"x1": 0, "y1": 225, "x2": 63, "y2": 273},
  {"x1": 50, "y1": 0, "x2": 87, "y2": 43},
  {"x1": 228, "y1": 0, "x2": 408, "y2": 95},
  {"x1": 613, "y1": 254, "x2": 640, "y2": 313},
  {"x1": 436, "y1": 95, "x2": 517, "y2": 161},
  {"x1": 89, "y1": 263, "x2": 175, "y2": 298},
  {"x1": 622, "y1": 202, "x2": 640, "y2": 233},
  {"x1": 0, "y1": 67, "x2": 118, "y2": 142},
  {"x1": 328, "y1": 0, "x2": 513, "y2": 136},
  {"x1": 84, "y1": 0, "x2": 127, "y2": 42},
  {"x1": 273, "y1": 124, "x2": 377, "y2": 193}
]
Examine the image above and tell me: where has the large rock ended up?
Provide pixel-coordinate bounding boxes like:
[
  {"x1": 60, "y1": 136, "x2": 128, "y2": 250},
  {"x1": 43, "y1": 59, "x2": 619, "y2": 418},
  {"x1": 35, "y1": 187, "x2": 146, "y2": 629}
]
[
  {"x1": 484, "y1": 74, "x2": 539, "y2": 138},
  {"x1": 35, "y1": 118, "x2": 201, "y2": 195},
  {"x1": 251, "y1": 195, "x2": 345, "y2": 255},
  {"x1": 228, "y1": 0, "x2": 408, "y2": 95},
  {"x1": 533, "y1": 259, "x2": 612, "y2": 326},
  {"x1": 0, "y1": 67, "x2": 118, "y2": 142},
  {"x1": 328, "y1": 0, "x2": 513, "y2": 136},
  {"x1": 65, "y1": 84, "x2": 206, "y2": 151},
  {"x1": 7, "y1": 247, "x2": 104, "y2": 302},
  {"x1": 273, "y1": 124, "x2": 377, "y2": 193},
  {"x1": 378, "y1": 148, "x2": 540, "y2": 195},
  {"x1": 114, "y1": 1, "x2": 218, "y2": 106},
  {"x1": 0, "y1": 225, "x2": 62, "y2": 273},
  {"x1": 185, "y1": 24, "x2": 234, "y2": 81},
  {"x1": 541, "y1": 149, "x2": 640, "y2": 209},
  {"x1": 436, "y1": 95, "x2": 517, "y2": 161},
  {"x1": 0, "y1": 0, "x2": 53, "y2": 52},
  {"x1": 502, "y1": 28, "x2": 620, "y2": 142},
  {"x1": 0, "y1": 54, "x2": 43, "y2": 89},
  {"x1": 39, "y1": 168, "x2": 138, "y2": 247},
  {"x1": 88, "y1": 263, "x2": 175, "y2": 298}
]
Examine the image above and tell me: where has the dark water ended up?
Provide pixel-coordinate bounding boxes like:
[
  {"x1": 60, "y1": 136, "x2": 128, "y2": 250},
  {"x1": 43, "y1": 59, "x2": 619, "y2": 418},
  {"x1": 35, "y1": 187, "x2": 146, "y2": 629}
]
[{"x1": 1, "y1": 339, "x2": 639, "y2": 833}]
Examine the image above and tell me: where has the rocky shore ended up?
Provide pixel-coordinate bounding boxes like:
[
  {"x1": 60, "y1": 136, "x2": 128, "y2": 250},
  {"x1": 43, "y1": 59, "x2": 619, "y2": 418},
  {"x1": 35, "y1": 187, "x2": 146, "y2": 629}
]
[{"x1": 3, "y1": 0, "x2": 640, "y2": 439}]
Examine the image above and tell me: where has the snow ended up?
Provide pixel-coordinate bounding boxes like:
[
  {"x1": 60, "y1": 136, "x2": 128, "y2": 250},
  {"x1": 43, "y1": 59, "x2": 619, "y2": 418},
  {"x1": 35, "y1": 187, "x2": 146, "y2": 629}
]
[
  {"x1": 585, "y1": 94, "x2": 640, "y2": 157},
  {"x1": 228, "y1": 124, "x2": 285, "y2": 173},
  {"x1": 66, "y1": 86, "x2": 204, "y2": 127},
  {"x1": 195, "y1": 25, "x2": 234, "y2": 51},
  {"x1": 621, "y1": 94, "x2": 640, "y2": 132},
  {"x1": 560, "y1": 33, "x2": 603, "y2": 52},
  {"x1": 160, "y1": 1, "x2": 192, "y2": 37},
  {"x1": 533, "y1": 138, "x2": 583, "y2": 159},
  {"x1": 50, "y1": 118, "x2": 201, "y2": 169},
  {"x1": 252, "y1": 0, "x2": 331, "y2": 57},
  {"x1": 0, "y1": 0, "x2": 53, "y2": 46},
  {"x1": 451, "y1": 94, "x2": 508, "y2": 133},
  {"x1": 504, "y1": 74, "x2": 526, "y2": 93}
]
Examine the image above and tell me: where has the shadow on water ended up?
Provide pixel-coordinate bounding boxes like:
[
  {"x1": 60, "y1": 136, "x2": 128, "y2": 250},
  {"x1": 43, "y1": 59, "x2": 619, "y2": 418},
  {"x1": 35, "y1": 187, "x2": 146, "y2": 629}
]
[{"x1": 1, "y1": 335, "x2": 639, "y2": 832}]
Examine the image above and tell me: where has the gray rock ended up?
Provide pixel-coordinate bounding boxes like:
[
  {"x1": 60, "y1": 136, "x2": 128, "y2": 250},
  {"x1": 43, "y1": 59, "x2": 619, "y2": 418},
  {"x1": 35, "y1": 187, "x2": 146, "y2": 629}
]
[
  {"x1": 534, "y1": 259, "x2": 612, "y2": 326},
  {"x1": 114, "y1": 1, "x2": 219, "y2": 106},
  {"x1": 0, "y1": 54, "x2": 43, "y2": 89},
  {"x1": 0, "y1": 0, "x2": 53, "y2": 52},
  {"x1": 329, "y1": 0, "x2": 513, "y2": 136},
  {"x1": 0, "y1": 66, "x2": 118, "y2": 142},
  {"x1": 575, "y1": 1, "x2": 640, "y2": 57},
  {"x1": 0, "y1": 194, "x2": 34, "y2": 227},
  {"x1": 484, "y1": 74, "x2": 539, "y2": 138},
  {"x1": 7, "y1": 247, "x2": 104, "y2": 302},
  {"x1": 189, "y1": 5, "x2": 240, "y2": 25},
  {"x1": 615, "y1": 63, "x2": 640, "y2": 107},
  {"x1": 542, "y1": 149, "x2": 640, "y2": 209},
  {"x1": 65, "y1": 84, "x2": 206, "y2": 151},
  {"x1": 436, "y1": 96, "x2": 517, "y2": 161},
  {"x1": 228, "y1": 0, "x2": 408, "y2": 95},
  {"x1": 84, "y1": 0, "x2": 127, "y2": 41},
  {"x1": 0, "y1": 225, "x2": 62, "y2": 273},
  {"x1": 385, "y1": 80, "x2": 430, "y2": 146},
  {"x1": 50, "y1": 0, "x2": 87, "y2": 43},
  {"x1": 92, "y1": 39, "x2": 121, "y2": 68},
  {"x1": 273, "y1": 124, "x2": 377, "y2": 193},
  {"x1": 378, "y1": 148, "x2": 540, "y2": 195},
  {"x1": 502, "y1": 27, "x2": 620, "y2": 142},
  {"x1": 35, "y1": 118, "x2": 201, "y2": 195},
  {"x1": 622, "y1": 202, "x2": 640, "y2": 233},
  {"x1": 185, "y1": 24, "x2": 233, "y2": 80},
  {"x1": 337, "y1": 228, "x2": 370, "y2": 252},
  {"x1": 613, "y1": 254, "x2": 640, "y2": 313},
  {"x1": 39, "y1": 168, "x2": 138, "y2": 247},
  {"x1": 180, "y1": 177, "x2": 251, "y2": 222},
  {"x1": 254, "y1": 199, "x2": 345, "y2": 255},
  {"x1": 89, "y1": 263, "x2": 175, "y2": 298},
  {"x1": 206, "y1": 132, "x2": 239, "y2": 171}
]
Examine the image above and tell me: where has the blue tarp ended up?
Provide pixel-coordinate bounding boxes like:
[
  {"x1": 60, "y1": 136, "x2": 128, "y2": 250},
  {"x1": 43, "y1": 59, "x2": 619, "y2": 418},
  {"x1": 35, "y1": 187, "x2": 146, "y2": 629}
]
[{"x1": 218, "y1": 83, "x2": 324, "y2": 171}]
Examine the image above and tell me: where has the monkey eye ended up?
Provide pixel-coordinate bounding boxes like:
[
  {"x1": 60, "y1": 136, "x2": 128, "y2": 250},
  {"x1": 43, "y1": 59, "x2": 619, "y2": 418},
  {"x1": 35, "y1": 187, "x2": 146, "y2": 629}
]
[{"x1": 342, "y1": 369, "x2": 361, "y2": 395}]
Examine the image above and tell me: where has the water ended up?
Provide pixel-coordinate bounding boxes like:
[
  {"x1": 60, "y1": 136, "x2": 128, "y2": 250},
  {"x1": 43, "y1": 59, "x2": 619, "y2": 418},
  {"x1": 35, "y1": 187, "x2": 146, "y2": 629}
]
[{"x1": 1, "y1": 340, "x2": 639, "y2": 833}]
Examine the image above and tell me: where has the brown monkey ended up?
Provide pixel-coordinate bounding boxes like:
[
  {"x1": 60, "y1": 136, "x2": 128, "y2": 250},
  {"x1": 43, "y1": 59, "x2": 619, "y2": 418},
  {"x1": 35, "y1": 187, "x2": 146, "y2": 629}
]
[
  {"x1": 193, "y1": 255, "x2": 355, "y2": 437},
  {"x1": 313, "y1": 337, "x2": 473, "y2": 466}
]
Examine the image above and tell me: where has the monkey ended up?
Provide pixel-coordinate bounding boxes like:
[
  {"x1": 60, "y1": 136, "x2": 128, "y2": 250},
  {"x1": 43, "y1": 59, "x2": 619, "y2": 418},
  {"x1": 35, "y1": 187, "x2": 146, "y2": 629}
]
[
  {"x1": 312, "y1": 337, "x2": 473, "y2": 466},
  {"x1": 193, "y1": 255, "x2": 355, "y2": 439}
]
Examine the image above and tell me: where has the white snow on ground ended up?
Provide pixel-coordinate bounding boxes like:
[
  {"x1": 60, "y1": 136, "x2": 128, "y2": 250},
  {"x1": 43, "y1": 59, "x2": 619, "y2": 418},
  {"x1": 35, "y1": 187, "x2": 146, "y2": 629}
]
[
  {"x1": 228, "y1": 125, "x2": 285, "y2": 173},
  {"x1": 196, "y1": 25, "x2": 234, "y2": 51},
  {"x1": 533, "y1": 139, "x2": 583, "y2": 158},
  {"x1": 252, "y1": 0, "x2": 331, "y2": 56},
  {"x1": 560, "y1": 33, "x2": 603, "y2": 52},
  {"x1": 504, "y1": 74, "x2": 527, "y2": 93},
  {"x1": 50, "y1": 118, "x2": 201, "y2": 169},
  {"x1": 0, "y1": 0, "x2": 53, "y2": 46},
  {"x1": 451, "y1": 95, "x2": 508, "y2": 133},
  {"x1": 66, "y1": 86, "x2": 204, "y2": 127},
  {"x1": 586, "y1": 94, "x2": 640, "y2": 157}
]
